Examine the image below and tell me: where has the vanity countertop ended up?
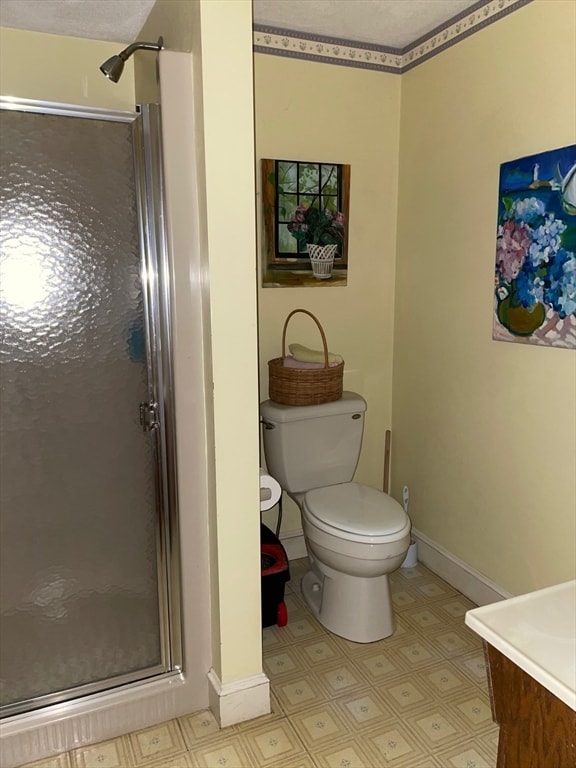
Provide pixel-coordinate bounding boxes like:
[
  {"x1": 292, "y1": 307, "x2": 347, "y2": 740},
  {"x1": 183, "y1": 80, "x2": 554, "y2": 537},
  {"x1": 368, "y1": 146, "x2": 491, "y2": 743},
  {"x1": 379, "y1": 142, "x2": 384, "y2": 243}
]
[{"x1": 465, "y1": 580, "x2": 576, "y2": 711}]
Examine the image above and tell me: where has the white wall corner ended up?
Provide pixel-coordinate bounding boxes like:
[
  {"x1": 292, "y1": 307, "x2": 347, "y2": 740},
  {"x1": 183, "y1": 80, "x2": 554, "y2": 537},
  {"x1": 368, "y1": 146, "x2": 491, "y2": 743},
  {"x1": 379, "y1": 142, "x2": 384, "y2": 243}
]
[
  {"x1": 411, "y1": 528, "x2": 513, "y2": 606},
  {"x1": 207, "y1": 669, "x2": 270, "y2": 729}
]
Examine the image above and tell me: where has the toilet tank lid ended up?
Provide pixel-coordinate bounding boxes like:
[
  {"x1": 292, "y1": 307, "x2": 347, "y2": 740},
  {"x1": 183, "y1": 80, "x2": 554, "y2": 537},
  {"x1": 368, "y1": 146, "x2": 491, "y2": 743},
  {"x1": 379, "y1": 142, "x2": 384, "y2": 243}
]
[{"x1": 260, "y1": 392, "x2": 366, "y2": 423}]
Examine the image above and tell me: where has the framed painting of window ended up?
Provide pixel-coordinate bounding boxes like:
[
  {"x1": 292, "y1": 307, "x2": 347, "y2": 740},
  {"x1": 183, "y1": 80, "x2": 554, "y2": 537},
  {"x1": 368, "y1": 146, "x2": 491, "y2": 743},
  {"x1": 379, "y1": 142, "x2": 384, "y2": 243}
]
[{"x1": 261, "y1": 158, "x2": 350, "y2": 287}]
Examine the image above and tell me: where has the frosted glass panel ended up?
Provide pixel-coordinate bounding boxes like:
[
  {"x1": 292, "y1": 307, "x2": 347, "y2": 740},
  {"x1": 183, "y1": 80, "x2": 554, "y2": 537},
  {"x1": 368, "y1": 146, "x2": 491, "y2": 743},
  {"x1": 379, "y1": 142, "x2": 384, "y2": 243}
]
[{"x1": 0, "y1": 109, "x2": 162, "y2": 711}]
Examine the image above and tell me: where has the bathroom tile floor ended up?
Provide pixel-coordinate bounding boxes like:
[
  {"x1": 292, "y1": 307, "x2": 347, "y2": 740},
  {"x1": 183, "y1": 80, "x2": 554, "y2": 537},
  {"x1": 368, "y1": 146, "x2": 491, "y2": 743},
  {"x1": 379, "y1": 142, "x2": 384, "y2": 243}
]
[{"x1": 21, "y1": 559, "x2": 499, "y2": 768}]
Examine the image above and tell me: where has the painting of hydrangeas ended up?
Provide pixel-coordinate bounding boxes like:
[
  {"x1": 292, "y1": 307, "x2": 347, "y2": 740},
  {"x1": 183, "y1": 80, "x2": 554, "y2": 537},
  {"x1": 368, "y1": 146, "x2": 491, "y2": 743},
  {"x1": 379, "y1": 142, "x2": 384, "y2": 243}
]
[{"x1": 494, "y1": 145, "x2": 576, "y2": 349}]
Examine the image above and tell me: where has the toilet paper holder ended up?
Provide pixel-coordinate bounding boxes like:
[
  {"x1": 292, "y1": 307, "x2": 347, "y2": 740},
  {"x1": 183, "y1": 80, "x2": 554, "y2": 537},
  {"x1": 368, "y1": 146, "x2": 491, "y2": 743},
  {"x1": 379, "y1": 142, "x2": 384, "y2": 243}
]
[
  {"x1": 259, "y1": 467, "x2": 283, "y2": 536},
  {"x1": 259, "y1": 468, "x2": 282, "y2": 512}
]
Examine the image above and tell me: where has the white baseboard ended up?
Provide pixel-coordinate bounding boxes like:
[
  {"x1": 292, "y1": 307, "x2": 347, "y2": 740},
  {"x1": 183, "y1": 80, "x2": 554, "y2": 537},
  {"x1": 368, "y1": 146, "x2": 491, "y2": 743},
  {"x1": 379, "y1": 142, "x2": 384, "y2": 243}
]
[
  {"x1": 282, "y1": 528, "x2": 511, "y2": 607},
  {"x1": 207, "y1": 669, "x2": 270, "y2": 729},
  {"x1": 280, "y1": 530, "x2": 307, "y2": 560},
  {"x1": 411, "y1": 528, "x2": 513, "y2": 606}
]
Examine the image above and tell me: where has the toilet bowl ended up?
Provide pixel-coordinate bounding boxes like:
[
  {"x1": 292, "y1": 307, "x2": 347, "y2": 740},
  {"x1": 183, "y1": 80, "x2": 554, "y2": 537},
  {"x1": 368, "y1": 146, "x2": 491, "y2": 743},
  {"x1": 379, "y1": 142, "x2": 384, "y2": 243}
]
[
  {"x1": 260, "y1": 392, "x2": 411, "y2": 643},
  {"x1": 298, "y1": 482, "x2": 410, "y2": 642}
]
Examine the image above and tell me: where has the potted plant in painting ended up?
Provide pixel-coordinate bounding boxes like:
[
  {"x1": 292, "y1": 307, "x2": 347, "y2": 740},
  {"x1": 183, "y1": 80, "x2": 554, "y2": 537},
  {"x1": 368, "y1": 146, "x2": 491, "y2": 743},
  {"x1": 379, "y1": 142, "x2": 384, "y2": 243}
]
[
  {"x1": 493, "y1": 146, "x2": 576, "y2": 348},
  {"x1": 287, "y1": 205, "x2": 345, "y2": 279},
  {"x1": 495, "y1": 196, "x2": 576, "y2": 336}
]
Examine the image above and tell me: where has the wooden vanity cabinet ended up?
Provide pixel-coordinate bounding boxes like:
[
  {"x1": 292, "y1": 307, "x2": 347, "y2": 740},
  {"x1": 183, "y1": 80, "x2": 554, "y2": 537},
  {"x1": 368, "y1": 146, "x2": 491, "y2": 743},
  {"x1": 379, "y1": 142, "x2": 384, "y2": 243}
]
[{"x1": 484, "y1": 643, "x2": 576, "y2": 768}]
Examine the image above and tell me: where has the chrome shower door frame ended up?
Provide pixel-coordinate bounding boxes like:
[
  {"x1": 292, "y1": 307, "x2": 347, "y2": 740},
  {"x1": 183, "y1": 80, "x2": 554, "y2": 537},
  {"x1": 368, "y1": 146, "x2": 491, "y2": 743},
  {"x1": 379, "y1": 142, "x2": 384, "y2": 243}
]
[
  {"x1": 0, "y1": 97, "x2": 182, "y2": 716},
  {"x1": 132, "y1": 102, "x2": 183, "y2": 678}
]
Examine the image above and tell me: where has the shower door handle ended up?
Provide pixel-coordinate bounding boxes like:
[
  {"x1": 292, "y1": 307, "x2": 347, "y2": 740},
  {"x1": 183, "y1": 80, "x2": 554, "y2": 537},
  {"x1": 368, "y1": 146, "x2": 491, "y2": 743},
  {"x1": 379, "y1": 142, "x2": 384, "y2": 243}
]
[{"x1": 139, "y1": 401, "x2": 159, "y2": 431}]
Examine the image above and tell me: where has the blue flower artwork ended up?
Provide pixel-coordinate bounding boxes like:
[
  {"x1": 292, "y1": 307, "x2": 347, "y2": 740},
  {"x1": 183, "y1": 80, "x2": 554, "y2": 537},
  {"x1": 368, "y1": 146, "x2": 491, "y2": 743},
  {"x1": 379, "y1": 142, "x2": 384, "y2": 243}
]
[{"x1": 493, "y1": 144, "x2": 576, "y2": 349}]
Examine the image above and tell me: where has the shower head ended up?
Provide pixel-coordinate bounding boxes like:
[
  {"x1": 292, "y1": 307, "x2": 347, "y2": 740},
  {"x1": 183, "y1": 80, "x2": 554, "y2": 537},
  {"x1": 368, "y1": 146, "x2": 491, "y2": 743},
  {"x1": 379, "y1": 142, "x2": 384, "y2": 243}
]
[{"x1": 100, "y1": 37, "x2": 163, "y2": 83}]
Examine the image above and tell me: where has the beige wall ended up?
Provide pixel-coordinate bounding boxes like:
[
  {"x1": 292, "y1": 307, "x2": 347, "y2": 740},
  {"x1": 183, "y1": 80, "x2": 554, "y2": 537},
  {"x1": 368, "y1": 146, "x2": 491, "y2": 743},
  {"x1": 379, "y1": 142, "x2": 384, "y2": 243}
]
[
  {"x1": 134, "y1": 0, "x2": 195, "y2": 104},
  {"x1": 159, "y1": 6, "x2": 263, "y2": 689},
  {"x1": 0, "y1": 27, "x2": 135, "y2": 110},
  {"x1": 393, "y1": 0, "x2": 576, "y2": 595},
  {"x1": 194, "y1": 0, "x2": 263, "y2": 685},
  {"x1": 255, "y1": 55, "x2": 402, "y2": 533},
  {"x1": 138, "y1": 0, "x2": 194, "y2": 52}
]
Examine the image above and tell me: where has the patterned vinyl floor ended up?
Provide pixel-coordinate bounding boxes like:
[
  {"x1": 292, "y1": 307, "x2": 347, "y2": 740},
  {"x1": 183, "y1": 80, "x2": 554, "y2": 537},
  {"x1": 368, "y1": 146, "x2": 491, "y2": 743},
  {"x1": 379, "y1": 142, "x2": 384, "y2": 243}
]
[{"x1": 20, "y1": 559, "x2": 499, "y2": 768}]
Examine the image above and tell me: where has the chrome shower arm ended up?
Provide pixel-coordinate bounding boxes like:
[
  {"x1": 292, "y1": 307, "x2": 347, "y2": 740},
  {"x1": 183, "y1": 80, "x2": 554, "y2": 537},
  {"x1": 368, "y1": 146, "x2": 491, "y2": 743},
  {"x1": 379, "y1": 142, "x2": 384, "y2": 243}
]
[{"x1": 118, "y1": 39, "x2": 163, "y2": 61}]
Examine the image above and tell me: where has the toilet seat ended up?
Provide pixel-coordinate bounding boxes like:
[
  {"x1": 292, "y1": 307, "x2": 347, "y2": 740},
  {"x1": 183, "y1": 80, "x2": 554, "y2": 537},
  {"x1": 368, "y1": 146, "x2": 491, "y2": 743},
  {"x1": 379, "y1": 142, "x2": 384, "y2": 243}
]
[{"x1": 303, "y1": 482, "x2": 410, "y2": 544}]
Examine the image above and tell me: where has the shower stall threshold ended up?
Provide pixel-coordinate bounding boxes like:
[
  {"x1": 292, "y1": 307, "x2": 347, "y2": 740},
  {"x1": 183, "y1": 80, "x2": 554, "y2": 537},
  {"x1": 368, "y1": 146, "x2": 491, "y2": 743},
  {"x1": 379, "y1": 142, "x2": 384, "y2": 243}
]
[{"x1": 0, "y1": 671, "x2": 204, "y2": 768}]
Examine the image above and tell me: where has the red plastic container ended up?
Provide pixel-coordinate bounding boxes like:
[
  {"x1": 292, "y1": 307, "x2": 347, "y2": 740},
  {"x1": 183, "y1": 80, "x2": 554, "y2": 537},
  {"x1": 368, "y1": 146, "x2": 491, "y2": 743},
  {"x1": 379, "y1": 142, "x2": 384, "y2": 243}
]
[{"x1": 261, "y1": 525, "x2": 290, "y2": 627}]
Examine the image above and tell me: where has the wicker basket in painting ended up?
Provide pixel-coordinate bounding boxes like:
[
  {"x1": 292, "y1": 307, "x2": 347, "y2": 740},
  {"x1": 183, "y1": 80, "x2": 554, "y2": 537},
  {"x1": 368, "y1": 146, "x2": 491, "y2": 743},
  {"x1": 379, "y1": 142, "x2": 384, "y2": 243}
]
[{"x1": 268, "y1": 309, "x2": 344, "y2": 406}]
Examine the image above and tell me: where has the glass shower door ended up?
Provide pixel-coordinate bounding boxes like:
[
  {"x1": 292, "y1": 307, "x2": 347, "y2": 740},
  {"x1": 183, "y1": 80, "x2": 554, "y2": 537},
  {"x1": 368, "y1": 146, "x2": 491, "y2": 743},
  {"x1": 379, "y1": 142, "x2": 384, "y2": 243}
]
[{"x1": 0, "y1": 103, "x2": 177, "y2": 717}]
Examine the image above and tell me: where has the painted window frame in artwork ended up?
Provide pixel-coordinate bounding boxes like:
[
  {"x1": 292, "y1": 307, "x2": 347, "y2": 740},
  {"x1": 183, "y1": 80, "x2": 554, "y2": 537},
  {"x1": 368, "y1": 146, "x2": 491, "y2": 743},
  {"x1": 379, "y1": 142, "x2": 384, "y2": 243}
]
[{"x1": 261, "y1": 158, "x2": 351, "y2": 274}]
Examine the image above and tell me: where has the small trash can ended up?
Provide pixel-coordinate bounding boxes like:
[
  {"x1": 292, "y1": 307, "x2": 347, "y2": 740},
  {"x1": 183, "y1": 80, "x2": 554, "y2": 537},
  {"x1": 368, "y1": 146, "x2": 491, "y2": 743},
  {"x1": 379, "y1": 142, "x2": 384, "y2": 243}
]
[{"x1": 261, "y1": 523, "x2": 290, "y2": 627}]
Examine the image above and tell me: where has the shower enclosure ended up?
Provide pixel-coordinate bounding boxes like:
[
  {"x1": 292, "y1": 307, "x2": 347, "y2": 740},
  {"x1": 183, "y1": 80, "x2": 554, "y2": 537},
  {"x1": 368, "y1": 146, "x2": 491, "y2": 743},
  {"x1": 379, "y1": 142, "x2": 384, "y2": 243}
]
[{"x1": 0, "y1": 99, "x2": 181, "y2": 718}]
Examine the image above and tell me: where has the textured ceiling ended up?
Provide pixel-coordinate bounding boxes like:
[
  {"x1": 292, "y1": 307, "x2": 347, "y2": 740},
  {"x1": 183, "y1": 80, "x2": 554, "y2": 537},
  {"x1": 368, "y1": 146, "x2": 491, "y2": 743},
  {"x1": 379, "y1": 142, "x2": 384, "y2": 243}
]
[
  {"x1": 0, "y1": 0, "x2": 480, "y2": 48},
  {"x1": 254, "y1": 0, "x2": 480, "y2": 48},
  {"x1": 0, "y1": 0, "x2": 156, "y2": 43}
]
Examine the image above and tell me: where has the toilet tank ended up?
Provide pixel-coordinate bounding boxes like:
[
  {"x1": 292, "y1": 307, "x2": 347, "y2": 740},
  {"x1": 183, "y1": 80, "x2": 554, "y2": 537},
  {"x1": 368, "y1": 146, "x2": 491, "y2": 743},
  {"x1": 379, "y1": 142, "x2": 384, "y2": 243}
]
[{"x1": 260, "y1": 392, "x2": 367, "y2": 494}]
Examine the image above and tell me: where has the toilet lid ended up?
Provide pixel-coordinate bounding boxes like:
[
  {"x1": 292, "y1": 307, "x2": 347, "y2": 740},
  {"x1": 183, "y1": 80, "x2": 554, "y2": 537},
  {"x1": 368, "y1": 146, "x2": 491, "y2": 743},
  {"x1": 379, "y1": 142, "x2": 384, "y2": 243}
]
[{"x1": 304, "y1": 482, "x2": 408, "y2": 537}]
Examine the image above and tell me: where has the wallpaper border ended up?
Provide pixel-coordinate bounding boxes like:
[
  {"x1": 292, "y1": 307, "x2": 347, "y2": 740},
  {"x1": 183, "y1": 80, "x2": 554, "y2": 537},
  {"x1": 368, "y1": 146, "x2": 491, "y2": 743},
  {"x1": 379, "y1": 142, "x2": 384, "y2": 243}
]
[{"x1": 253, "y1": 0, "x2": 534, "y2": 74}]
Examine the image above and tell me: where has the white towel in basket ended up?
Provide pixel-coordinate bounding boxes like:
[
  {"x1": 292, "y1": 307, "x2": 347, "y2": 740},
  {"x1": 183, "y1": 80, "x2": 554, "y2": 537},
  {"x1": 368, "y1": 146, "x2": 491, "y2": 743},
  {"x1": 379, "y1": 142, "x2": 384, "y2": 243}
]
[{"x1": 289, "y1": 343, "x2": 343, "y2": 365}]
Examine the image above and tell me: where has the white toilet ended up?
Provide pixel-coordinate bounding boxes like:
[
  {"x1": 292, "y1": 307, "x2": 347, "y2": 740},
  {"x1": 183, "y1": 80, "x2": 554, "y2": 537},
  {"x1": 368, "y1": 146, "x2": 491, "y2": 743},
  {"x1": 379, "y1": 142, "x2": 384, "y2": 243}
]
[{"x1": 260, "y1": 391, "x2": 411, "y2": 643}]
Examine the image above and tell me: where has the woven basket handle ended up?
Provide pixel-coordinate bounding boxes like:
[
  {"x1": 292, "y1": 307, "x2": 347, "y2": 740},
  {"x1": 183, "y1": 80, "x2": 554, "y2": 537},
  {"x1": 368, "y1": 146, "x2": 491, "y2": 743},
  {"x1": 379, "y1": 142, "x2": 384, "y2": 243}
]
[{"x1": 281, "y1": 309, "x2": 330, "y2": 368}]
